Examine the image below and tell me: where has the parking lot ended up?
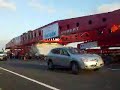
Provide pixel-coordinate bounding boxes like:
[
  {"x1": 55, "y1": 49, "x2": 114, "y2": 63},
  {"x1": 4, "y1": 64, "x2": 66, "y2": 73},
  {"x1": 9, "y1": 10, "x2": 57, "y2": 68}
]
[{"x1": 0, "y1": 59, "x2": 120, "y2": 90}]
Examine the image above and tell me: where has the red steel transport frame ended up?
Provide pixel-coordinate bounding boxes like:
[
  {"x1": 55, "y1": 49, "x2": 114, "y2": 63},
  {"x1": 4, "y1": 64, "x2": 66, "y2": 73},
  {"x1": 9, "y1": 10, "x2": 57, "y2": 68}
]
[{"x1": 6, "y1": 9, "x2": 120, "y2": 62}]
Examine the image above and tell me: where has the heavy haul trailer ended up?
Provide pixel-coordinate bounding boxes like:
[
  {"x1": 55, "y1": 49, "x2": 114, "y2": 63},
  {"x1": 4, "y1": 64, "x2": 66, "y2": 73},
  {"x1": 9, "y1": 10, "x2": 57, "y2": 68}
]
[{"x1": 6, "y1": 9, "x2": 120, "y2": 62}]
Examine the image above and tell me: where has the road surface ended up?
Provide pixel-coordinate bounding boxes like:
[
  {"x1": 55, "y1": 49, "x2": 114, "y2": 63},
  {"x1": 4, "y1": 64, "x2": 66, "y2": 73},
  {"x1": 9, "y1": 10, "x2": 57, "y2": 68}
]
[{"x1": 0, "y1": 59, "x2": 120, "y2": 90}]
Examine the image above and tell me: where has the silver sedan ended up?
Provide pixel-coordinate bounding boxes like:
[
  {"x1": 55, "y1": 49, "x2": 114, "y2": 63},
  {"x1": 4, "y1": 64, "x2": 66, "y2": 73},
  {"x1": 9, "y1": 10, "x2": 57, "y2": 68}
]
[{"x1": 46, "y1": 47, "x2": 104, "y2": 74}]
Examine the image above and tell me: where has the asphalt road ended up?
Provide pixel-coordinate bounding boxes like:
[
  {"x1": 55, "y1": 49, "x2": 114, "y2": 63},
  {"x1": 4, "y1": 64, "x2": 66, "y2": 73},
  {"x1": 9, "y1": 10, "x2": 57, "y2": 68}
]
[{"x1": 0, "y1": 59, "x2": 120, "y2": 90}]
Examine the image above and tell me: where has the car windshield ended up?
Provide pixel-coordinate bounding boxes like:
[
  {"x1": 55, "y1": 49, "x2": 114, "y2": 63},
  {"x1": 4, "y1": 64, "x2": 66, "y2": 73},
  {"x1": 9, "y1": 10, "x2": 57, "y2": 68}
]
[{"x1": 67, "y1": 48, "x2": 80, "y2": 54}]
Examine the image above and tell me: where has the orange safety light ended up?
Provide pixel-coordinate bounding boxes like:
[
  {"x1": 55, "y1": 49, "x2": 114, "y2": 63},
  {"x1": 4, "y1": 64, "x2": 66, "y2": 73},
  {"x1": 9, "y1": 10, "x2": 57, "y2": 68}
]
[{"x1": 111, "y1": 25, "x2": 119, "y2": 32}]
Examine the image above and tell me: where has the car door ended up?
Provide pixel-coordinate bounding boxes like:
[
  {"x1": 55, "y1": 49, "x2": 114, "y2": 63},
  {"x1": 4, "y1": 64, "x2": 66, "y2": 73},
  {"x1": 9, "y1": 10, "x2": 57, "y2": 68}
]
[
  {"x1": 50, "y1": 48, "x2": 61, "y2": 65},
  {"x1": 58, "y1": 49, "x2": 71, "y2": 67}
]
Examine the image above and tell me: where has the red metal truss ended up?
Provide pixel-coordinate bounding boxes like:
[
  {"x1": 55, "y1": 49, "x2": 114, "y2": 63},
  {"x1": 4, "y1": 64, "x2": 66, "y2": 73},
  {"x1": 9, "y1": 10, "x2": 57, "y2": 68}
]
[{"x1": 6, "y1": 9, "x2": 120, "y2": 54}]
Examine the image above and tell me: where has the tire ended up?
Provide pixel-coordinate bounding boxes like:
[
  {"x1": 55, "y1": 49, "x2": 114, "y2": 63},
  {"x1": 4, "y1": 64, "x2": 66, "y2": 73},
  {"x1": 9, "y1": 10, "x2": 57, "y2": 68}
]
[
  {"x1": 71, "y1": 62, "x2": 79, "y2": 74},
  {"x1": 48, "y1": 60, "x2": 54, "y2": 70}
]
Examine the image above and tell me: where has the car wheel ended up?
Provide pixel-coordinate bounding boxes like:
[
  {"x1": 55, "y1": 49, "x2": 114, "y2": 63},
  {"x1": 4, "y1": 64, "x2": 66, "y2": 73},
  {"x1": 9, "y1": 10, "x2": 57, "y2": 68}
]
[
  {"x1": 48, "y1": 60, "x2": 54, "y2": 70},
  {"x1": 71, "y1": 62, "x2": 79, "y2": 74}
]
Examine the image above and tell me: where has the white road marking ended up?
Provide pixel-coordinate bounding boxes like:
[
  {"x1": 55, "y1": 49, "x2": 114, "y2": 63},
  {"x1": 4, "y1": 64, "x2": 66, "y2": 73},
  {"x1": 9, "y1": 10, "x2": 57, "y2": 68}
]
[{"x1": 0, "y1": 67, "x2": 60, "y2": 90}]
